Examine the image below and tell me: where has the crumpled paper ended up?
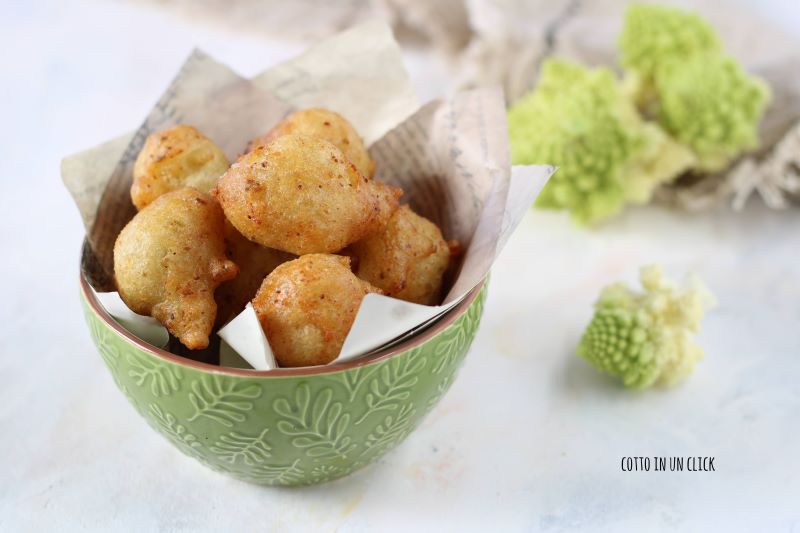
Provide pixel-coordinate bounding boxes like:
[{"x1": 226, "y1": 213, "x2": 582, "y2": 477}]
[
  {"x1": 129, "y1": 0, "x2": 472, "y2": 55},
  {"x1": 450, "y1": 0, "x2": 800, "y2": 210},
  {"x1": 655, "y1": 118, "x2": 800, "y2": 211},
  {"x1": 362, "y1": 0, "x2": 800, "y2": 210},
  {"x1": 63, "y1": 20, "x2": 553, "y2": 370},
  {"x1": 728, "y1": 122, "x2": 800, "y2": 210}
]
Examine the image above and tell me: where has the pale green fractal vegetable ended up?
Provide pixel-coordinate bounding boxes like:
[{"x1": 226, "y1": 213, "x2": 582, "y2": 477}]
[
  {"x1": 619, "y1": 3, "x2": 720, "y2": 104},
  {"x1": 620, "y1": 4, "x2": 770, "y2": 172},
  {"x1": 508, "y1": 60, "x2": 694, "y2": 225},
  {"x1": 508, "y1": 3, "x2": 770, "y2": 224},
  {"x1": 654, "y1": 54, "x2": 770, "y2": 172},
  {"x1": 577, "y1": 265, "x2": 715, "y2": 389}
]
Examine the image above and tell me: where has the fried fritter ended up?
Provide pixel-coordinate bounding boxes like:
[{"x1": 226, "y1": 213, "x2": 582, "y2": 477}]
[
  {"x1": 215, "y1": 222, "x2": 294, "y2": 327},
  {"x1": 350, "y1": 205, "x2": 454, "y2": 305},
  {"x1": 247, "y1": 108, "x2": 375, "y2": 177},
  {"x1": 252, "y1": 254, "x2": 382, "y2": 367},
  {"x1": 132, "y1": 125, "x2": 229, "y2": 210},
  {"x1": 114, "y1": 188, "x2": 238, "y2": 349},
  {"x1": 214, "y1": 134, "x2": 401, "y2": 255}
]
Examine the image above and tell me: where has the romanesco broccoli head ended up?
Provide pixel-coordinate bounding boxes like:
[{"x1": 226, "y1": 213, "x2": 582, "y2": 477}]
[
  {"x1": 655, "y1": 54, "x2": 770, "y2": 172},
  {"x1": 619, "y1": 4, "x2": 720, "y2": 85},
  {"x1": 508, "y1": 60, "x2": 636, "y2": 224},
  {"x1": 619, "y1": 4, "x2": 771, "y2": 172},
  {"x1": 508, "y1": 59, "x2": 694, "y2": 224},
  {"x1": 577, "y1": 265, "x2": 714, "y2": 388}
]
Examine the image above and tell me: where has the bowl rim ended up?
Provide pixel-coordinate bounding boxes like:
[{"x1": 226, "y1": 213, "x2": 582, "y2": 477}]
[{"x1": 80, "y1": 272, "x2": 485, "y2": 377}]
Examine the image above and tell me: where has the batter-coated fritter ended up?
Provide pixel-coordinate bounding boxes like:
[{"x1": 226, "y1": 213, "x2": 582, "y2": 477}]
[
  {"x1": 132, "y1": 125, "x2": 230, "y2": 210},
  {"x1": 247, "y1": 108, "x2": 375, "y2": 177},
  {"x1": 252, "y1": 254, "x2": 382, "y2": 367},
  {"x1": 114, "y1": 188, "x2": 238, "y2": 349},
  {"x1": 214, "y1": 134, "x2": 401, "y2": 255},
  {"x1": 351, "y1": 205, "x2": 454, "y2": 305},
  {"x1": 215, "y1": 222, "x2": 294, "y2": 327}
]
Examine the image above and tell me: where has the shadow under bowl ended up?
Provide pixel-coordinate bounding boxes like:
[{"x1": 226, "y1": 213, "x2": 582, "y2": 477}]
[{"x1": 80, "y1": 272, "x2": 488, "y2": 486}]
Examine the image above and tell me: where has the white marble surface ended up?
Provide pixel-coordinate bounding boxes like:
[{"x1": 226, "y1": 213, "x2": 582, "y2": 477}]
[{"x1": 1, "y1": 1, "x2": 799, "y2": 531}]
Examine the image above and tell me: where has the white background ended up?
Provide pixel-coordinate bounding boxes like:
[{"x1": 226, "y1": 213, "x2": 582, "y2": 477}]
[{"x1": 1, "y1": 1, "x2": 799, "y2": 531}]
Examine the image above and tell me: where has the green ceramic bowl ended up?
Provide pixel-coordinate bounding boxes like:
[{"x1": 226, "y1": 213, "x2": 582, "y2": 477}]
[{"x1": 80, "y1": 273, "x2": 487, "y2": 486}]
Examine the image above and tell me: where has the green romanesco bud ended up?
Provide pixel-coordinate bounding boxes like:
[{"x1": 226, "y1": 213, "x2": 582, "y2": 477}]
[
  {"x1": 619, "y1": 4, "x2": 771, "y2": 172},
  {"x1": 508, "y1": 60, "x2": 636, "y2": 224},
  {"x1": 620, "y1": 4, "x2": 720, "y2": 77},
  {"x1": 655, "y1": 54, "x2": 770, "y2": 172},
  {"x1": 577, "y1": 265, "x2": 715, "y2": 389},
  {"x1": 577, "y1": 306, "x2": 661, "y2": 388},
  {"x1": 508, "y1": 59, "x2": 694, "y2": 224},
  {"x1": 619, "y1": 3, "x2": 720, "y2": 102}
]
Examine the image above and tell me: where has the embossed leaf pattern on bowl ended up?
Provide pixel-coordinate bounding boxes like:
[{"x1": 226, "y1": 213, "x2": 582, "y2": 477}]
[
  {"x1": 81, "y1": 283, "x2": 486, "y2": 485},
  {"x1": 274, "y1": 384, "x2": 357, "y2": 459},
  {"x1": 209, "y1": 429, "x2": 272, "y2": 465},
  {"x1": 188, "y1": 376, "x2": 261, "y2": 427},
  {"x1": 127, "y1": 352, "x2": 182, "y2": 397}
]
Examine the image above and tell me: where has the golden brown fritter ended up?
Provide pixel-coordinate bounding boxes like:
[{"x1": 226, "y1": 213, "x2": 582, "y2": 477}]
[
  {"x1": 214, "y1": 134, "x2": 401, "y2": 255},
  {"x1": 114, "y1": 188, "x2": 238, "y2": 349},
  {"x1": 252, "y1": 254, "x2": 382, "y2": 367},
  {"x1": 350, "y1": 205, "x2": 454, "y2": 305},
  {"x1": 215, "y1": 222, "x2": 294, "y2": 327},
  {"x1": 132, "y1": 125, "x2": 230, "y2": 210},
  {"x1": 247, "y1": 108, "x2": 375, "y2": 177}
]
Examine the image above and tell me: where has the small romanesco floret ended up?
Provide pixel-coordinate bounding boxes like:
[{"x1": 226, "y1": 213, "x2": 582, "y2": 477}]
[
  {"x1": 619, "y1": 4, "x2": 770, "y2": 172},
  {"x1": 655, "y1": 54, "x2": 770, "y2": 172},
  {"x1": 508, "y1": 59, "x2": 694, "y2": 225},
  {"x1": 577, "y1": 265, "x2": 714, "y2": 389},
  {"x1": 619, "y1": 4, "x2": 720, "y2": 96}
]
